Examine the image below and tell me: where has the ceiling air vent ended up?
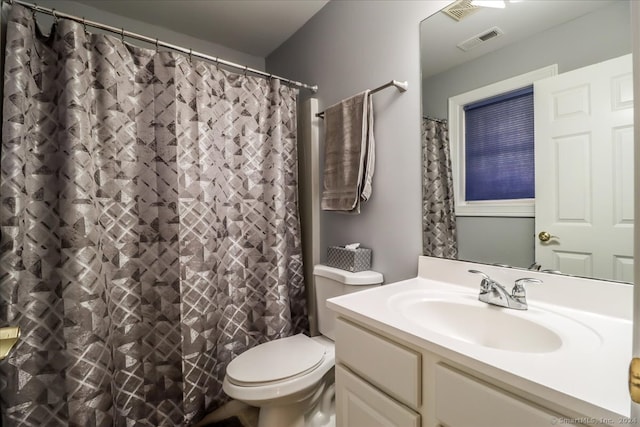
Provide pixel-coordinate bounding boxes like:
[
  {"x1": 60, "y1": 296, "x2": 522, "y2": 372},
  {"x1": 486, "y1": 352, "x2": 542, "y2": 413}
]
[
  {"x1": 457, "y1": 26, "x2": 505, "y2": 51},
  {"x1": 441, "y1": 0, "x2": 480, "y2": 22}
]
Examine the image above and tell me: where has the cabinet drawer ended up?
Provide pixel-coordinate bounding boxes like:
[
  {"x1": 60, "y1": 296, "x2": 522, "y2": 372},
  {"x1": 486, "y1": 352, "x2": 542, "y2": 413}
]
[
  {"x1": 336, "y1": 364, "x2": 420, "y2": 427},
  {"x1": 435, "y1": 364, "x2": 582, "y2": 427},
  {"x1": 335, "y1": 318, "x2": 421, "y2": 408}
]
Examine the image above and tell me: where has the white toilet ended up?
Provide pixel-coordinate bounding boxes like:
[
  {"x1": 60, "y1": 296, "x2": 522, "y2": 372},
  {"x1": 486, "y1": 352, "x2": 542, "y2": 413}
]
[{"x1": 222, "y1": 264, "x2": 383, "y2": 427}]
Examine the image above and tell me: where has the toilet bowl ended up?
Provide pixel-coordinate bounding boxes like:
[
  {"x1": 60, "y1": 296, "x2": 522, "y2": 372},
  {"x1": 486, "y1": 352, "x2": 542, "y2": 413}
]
[
  {"x1": 223, "y1": 335, "x2": 335, "y2": 427},
  {"x1": 222, "y1": 264, "x2": 383, "y2": 427}
]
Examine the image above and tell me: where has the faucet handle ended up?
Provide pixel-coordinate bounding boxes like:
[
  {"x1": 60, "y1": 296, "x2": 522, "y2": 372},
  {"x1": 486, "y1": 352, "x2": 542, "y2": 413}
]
[
  {"x1": 468, "y1": 269, "x2": 490, "y2": 280},
  {"x1": 512, "y1": 278, "x2": 542, "y2": 301},
  {"x1": 469, "y1": 269, "x2": 493, "y2": 291}
]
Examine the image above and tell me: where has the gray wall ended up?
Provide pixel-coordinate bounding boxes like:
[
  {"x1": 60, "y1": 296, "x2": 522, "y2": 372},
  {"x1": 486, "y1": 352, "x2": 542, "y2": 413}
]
[
  {"x1": 17, "y1": 0, "x2": 265, "y2": 71},
  {"x1": 421, "y1": 1, "x2": 631, "y2": 269},
  {"x1": 267, "y1": 1, "x2": 451, "y2": 283}
]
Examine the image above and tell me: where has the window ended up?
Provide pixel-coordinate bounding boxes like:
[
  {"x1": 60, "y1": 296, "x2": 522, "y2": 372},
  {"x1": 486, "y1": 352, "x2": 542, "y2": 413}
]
[{"x1": 449, "y1": 65, "x2": 557, "y2": 216}]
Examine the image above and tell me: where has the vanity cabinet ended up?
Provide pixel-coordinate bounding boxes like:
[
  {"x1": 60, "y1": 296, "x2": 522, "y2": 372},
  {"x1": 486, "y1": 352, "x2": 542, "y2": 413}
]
[
  {"x1": 335, "y1": 318, "x2": 421, "y2": 427},
  {"x1": 334, "y1": 317, "x2": 585, "y2": 427}
]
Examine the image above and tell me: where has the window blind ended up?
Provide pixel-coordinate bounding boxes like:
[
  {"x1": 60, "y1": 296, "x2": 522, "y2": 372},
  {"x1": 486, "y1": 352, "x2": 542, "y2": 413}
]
[{"x1": 464, "y1": 85, "x2": 534, "y2": 202}]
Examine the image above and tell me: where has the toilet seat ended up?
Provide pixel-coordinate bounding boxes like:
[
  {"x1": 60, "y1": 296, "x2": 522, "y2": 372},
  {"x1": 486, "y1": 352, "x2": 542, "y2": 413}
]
[{"x1": 226, "y1": 334, "x2": 327, "y2": 387}]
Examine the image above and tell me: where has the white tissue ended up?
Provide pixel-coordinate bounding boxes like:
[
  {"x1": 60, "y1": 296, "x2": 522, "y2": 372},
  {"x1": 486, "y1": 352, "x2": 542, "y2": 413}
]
[{"x1": 344, "y1": 243, "x2": 361, "y2": 250}]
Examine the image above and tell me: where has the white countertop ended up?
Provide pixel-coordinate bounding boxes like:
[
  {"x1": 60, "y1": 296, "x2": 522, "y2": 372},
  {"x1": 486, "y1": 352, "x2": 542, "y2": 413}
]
[{"x1": 326, "y1": 256, "x2": 633, "y2": 421}]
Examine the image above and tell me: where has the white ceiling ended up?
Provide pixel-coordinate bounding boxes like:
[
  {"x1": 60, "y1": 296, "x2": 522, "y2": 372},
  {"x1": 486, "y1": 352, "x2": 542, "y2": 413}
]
[
  {"x1": 72, "y1": 0, "x2": 330, "y2": 57},
  {"x1": 421, "y1": 0, "x2": 616, "y2": 79}
]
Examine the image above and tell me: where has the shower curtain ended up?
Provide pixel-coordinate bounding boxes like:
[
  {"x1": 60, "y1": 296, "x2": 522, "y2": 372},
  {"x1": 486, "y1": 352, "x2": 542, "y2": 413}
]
[
  {"x1": 0, "y1": 5, "x2": 307, "y2": 426},
  {"x1": 421, "y1": 117, "x2": 458, "y2": 259}
]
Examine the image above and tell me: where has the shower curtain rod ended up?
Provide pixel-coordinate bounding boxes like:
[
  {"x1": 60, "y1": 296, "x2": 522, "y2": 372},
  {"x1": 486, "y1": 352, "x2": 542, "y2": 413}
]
[
  {"x1": 3, "y1": 0, "x2": 319, "y2": 93},
  {"x1": 315, "y1": 80, "x2": 408, "y2": 118}
]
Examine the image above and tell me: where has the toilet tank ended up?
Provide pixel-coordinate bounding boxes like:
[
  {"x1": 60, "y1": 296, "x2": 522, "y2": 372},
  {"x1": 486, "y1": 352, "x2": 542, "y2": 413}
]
[{"x1": 313, "y1": 264, "x2": 383, "y2": 340}]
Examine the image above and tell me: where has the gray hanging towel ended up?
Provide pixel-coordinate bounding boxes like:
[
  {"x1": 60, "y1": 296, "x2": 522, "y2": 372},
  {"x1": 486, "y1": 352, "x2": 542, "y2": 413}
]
[{"x1": 321, "y1": 90, "x2": 375, "y2": 214}]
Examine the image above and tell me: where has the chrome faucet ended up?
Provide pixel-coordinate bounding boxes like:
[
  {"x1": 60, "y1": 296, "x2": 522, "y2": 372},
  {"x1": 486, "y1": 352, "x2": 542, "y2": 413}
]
[{"x1": 469, "y1": 270, "x2": 542, "y2": 310}]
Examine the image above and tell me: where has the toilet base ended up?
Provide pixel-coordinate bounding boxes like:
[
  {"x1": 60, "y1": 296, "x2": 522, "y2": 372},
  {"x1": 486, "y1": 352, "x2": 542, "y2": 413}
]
[
  {"x1": 256, "y1": 374, "x2": 335, "y2": 427},
  {"x1": 258, "y1": 404, "x2": 335, "y2": 427},
  {"x1": 195, "y1": 400, "x2": 259, "y2": 427},
  {"x1": 258, "y1": 402, "x2": 305, "y2": 427}
]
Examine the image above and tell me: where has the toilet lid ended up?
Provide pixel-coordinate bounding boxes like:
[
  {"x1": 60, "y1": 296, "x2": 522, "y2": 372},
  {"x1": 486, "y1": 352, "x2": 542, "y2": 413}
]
[{"x1": 226, "y1": 334, "x2": 326, "y2": 385}]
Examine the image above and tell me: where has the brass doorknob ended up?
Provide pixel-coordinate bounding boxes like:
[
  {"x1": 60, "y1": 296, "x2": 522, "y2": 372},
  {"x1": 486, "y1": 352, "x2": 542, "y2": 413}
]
[
  {"x1": 630, "y1": 358, "x2": 640, "y2": 403},
  {"x1": 538, "y1": 231, "x2": 557, "y2": 242}
]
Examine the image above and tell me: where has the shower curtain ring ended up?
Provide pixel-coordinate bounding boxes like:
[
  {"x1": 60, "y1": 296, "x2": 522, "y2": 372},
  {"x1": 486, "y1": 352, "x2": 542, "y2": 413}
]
[
  {"x1": 243, "y1": 66, "x2": 248, "y2": 78},
  {"x1": 121, "y1": 28, "x2": 125, "y2": 42},
  {"x1": 155, "y1": 38, "x2": 159, "y2": 53},
  {"x1": 82, "y1": 17, "x2": 87, "y2": 34},
  {"x1": 51, "y1": 8, "x2": 58, "y2": 23},
  {"x1": 189, "y1": 48, "x2": 193, "y2": 62}
]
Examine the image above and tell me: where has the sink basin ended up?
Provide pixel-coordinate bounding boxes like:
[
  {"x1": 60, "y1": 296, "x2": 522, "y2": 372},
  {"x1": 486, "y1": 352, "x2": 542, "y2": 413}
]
[
  {"x1": 389, "y1": 291, "x2": 602, "y2": 354},
  {"x1": 402, "y1": 299, "x2": 561, "y2": 352}
]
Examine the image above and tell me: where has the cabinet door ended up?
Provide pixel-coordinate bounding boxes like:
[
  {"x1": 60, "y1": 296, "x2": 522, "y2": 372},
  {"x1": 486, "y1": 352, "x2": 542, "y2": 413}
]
[
  {"x1": 335, "y1": 318, "x2": 421, "y2": 409},
  {"x1": 336, "y1": 364, "x2": 420, "y2": 427},
  {"x1": 435, "y1": 364, "x2": 582, "y2": 427}
]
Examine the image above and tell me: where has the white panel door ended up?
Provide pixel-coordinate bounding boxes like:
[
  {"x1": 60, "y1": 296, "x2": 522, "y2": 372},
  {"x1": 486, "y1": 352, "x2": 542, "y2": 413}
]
[
  {"x1": 335, "y1": 365, "x2": 420, "y2": 427},
  {"x1": 534, "y1": 54, "x2": 634, "y2": 282}
]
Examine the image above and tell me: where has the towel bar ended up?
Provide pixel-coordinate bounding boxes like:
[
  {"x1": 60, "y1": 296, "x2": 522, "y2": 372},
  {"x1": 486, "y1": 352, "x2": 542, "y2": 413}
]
[{"x1": 316, "y1": 80, "x2": 408, "y2": 118}]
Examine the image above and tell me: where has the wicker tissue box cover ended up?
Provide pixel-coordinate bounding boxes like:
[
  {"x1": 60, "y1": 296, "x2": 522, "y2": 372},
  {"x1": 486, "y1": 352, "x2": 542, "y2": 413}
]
[{"x1": 327, "y1": 246, "x2": 372, "y2": 272}]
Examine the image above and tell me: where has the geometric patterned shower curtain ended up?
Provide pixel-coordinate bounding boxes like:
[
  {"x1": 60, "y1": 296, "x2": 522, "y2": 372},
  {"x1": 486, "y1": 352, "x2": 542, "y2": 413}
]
[
  {"x1": 421, "y1": 117, "x2": 458, "y2": 259},
  {"x1": 0, "y1": 5, "x2": 307, "y2": 426}
]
